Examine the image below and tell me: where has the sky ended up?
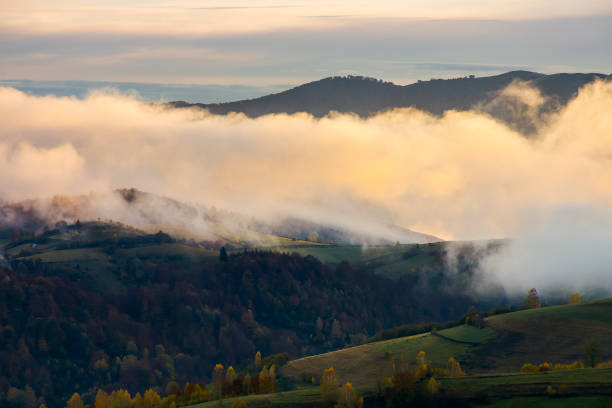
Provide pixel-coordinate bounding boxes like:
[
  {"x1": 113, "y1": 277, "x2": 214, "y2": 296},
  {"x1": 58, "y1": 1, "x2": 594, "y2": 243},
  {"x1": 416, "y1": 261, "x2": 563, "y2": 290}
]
[{"x1": 1, "y1": 0, "x2": 612, "y2": 94}]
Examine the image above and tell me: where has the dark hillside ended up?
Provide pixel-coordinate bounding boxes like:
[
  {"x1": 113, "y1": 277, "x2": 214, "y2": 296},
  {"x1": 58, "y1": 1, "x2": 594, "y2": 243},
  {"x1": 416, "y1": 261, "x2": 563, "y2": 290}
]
[
  {"x1": 169, "y1": 71, "x2": 611, "y2": 129},
  {"x1": 0, "y1": 222, "x2": 489, "y2": 408}
]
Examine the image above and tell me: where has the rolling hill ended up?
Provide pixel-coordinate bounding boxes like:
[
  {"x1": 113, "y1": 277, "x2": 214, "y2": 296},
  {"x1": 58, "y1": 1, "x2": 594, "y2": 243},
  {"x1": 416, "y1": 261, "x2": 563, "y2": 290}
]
[
  {"x1": 5, "y1": 218, "x2": 611, "y2": 407},
  {"x1": 0, "y1": 189, "x2": 440, "y2": 248},
  {"x1": 281, "y1": 299, "x2": 612, "y2": 387},
  {"x1": 0, "y1": 219, "x2": 481, "y2": 408},
  {"x1": 177, "y1": 300, "x2": 612, "y2": 408}
]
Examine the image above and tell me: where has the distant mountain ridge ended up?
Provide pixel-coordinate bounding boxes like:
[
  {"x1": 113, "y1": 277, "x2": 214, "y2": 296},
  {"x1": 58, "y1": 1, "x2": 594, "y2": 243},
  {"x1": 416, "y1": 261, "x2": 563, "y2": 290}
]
[{"x1": 169, "y1": 71, "x2": 611, "y2": 132}]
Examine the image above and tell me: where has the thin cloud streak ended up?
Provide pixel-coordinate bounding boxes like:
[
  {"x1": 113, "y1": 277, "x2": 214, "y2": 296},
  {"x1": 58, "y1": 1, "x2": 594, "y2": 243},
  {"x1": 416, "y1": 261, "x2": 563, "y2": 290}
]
[{"x1": 2, "y1": 16, "x2": 611, "y2": 85}]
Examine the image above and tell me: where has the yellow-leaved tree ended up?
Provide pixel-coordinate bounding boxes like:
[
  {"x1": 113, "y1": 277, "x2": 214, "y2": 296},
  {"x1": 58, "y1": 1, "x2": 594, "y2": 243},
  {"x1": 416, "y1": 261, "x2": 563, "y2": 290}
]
[
  {"x1": 337, "y1": 382, "x2": 360, "y2": 408},
  {"x1": 254, "y1": 351, "x2": 263, "y2": 370},
  {"x1": 416, "y1": 351, "x2": 426, "y2": 368},
  {"x1": 569, "y1": 293, "x2": 584, "y2": 304},
  {"x1": 243, "y1": 373, "x2": 252, "y2": 395},
  {"x1": 110, "y1": 389, "x2": 132, "y2": 408},
  {"x1": 212, "y1": 364, "x2": 225, "y2": 398},
  {"x1": 447, "y1": 357, "x2": 465, "y2": 377},
  {"x1": 523, "y1": 288, "x2": 541, "y2": 309},
  {"x1": 426, "y1": 377, "x2": 440, "y2": 395},
  {"x1": 226, "y1": 366, "x2": 238, "y2": 385},
  {"x1": 258, "y1": 366, "x2": 275, "y2": 394},
  {"x1": 321, "y1": 367, "x2": 339, "y2": 402},
  {"x1": 66, "y1": 393, "x2": 84, "y2": 408},
  {"x1": 94, "y1": 390, "x2": 110, "y2": 408}
]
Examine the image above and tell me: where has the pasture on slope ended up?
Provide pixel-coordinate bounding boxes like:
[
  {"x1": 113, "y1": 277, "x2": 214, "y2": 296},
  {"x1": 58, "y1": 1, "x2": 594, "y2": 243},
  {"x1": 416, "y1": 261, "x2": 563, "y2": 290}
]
[
  {"x1": 282, "y1": 299, "x2": 612, "y2": 387},
  {"x1": 281, "y1": 325, "x2": 493, "y2": 387}
]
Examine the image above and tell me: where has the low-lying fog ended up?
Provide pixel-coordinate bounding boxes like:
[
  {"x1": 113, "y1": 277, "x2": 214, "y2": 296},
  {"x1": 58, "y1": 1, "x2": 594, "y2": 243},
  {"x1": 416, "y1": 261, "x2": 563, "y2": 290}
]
[{"x1": 1, "y1": 79, "x2": 612, "y2": 296}]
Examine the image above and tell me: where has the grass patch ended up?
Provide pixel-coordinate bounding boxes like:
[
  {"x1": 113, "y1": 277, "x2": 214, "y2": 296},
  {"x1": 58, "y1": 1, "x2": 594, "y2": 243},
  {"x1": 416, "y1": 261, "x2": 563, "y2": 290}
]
[
  {"x1": 479, "y1": 300, "x2": 612, "y2": 372},
  {"x1": 488, "y1": 300, "x2": 612, "y2": 325},
  {"x1": 286, "y1": 243, "x2": 443, "y2": 271},
  {"x1": 442, "y1": 368, "x2": 612, "y2": 391},
  {"x1": 436, "y1": 325, "x2": 497, "y2": 344},
  {"x1": 187, "y1": 387, "x2": 321, "y2": 408},
  {"x1": 476, "y1": 396, "x2": 612, "y2": 408},
  {"x1": 20, "y1": 247, "x2": 109, "y2": 263},
  {"x1": 282, "y1": 332, "x2": 473, "y2": 387},
  {"x1": 117, "y1": 243, "x2": 217, "y2": 260}
]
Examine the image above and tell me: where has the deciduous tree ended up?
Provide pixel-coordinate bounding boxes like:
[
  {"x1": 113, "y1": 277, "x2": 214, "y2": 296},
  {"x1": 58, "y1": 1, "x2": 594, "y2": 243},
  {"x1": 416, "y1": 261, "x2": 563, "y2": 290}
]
[
  {"x1": 226, "y1": 366, "x2": 238, "y2": 385},
  {"x1": 338, "y1": 382, "x2": 357, "y2": 408},
  {"x1": 94, "y1": 390, "x2": 111, "y2": 408},
  {"x1": 254, "y1": 351, "x2": 262, "y2": 370},
  {"x1": 416, "y1": 351, "x2": 426, "y2": 368},
  {"x1": 569, "y1": 293, "x2": 583, "y2": 304},
  {"x1": 213, "y1": 364, "x2": 225, "y2": 398},
  {"x1": 426, "y1": 377, "x2": 440, "y2": 395},
  {"x1": 66, "y1": 393, "x2": 84, "y2": 408},
  {"x1": 523, "y1": 288, "x2": 541, "y2": 309},
  {"x1": 321, "y1": 367, "x2": 339, "y2": 402},
  {"x1": 446, "y1": 357, "x2": 465, "y2": 377}
]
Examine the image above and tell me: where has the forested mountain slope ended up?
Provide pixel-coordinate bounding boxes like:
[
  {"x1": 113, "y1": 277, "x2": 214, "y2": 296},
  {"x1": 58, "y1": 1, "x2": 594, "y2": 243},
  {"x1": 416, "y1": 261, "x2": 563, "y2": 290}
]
[{"x1": 170, "y1": 71, "x2": 610, "y2": 133}]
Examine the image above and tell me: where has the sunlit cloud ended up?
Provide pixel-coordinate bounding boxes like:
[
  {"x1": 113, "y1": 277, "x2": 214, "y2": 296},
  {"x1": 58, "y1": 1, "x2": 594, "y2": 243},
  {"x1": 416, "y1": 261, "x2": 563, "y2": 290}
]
[{"x1": 2, "y1": 79, "x2": 612, "y2": 242}]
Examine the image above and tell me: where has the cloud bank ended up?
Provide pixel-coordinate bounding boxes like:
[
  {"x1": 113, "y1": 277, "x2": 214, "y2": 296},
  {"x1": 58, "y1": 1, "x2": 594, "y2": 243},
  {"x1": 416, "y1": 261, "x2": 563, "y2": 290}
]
[{"x1": 2, "y1": 79, "x2": 612, "y2": 293}]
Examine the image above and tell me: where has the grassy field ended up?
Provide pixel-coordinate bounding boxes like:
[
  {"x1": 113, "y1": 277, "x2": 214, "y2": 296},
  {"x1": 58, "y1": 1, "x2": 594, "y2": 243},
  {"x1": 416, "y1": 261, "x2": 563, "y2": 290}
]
[
  {"x1": 184, "y1": 368, "x2": 612, "y2": 408},
  {"x1": 20, "y1": 247, "x2": 110, "y2": 263},
  {"x1": 434, "y1": 325, "x2": 497, "y2": 344},
  {"x1": 442, "y1": 368, "x2": 612, "y2": 394},
  {"x1": 489, "y1": 299, "x2": 612, "y2": 325},
  {"x1": 117, "y1": 243, "x2": 217, "y2": 260},
  {"x1": 188, "y1": 387, "x2": 322, "y2": 408},
  {"x1": 282, "y1": 327, "x2": 494, "y2": 387},
  {"x1": 284, "y1": 245, "x2": 394, "y2": 263},
  {"x1": 282, "y1": 299, "x2": 612, "y2": 396},
  {"x1": 284, "y1": 242, "x2": 443, "y2": 280},
  {"x1": 480, "y1": 300, "x2": 612, "y2": 372},
  {"x1": 477, "y1": 396, "x2": 612, "y2": 407}
]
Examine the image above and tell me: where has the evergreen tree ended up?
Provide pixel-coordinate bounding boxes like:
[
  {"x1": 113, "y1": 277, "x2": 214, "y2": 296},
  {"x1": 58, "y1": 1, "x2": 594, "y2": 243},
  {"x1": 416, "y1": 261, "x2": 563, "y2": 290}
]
[
  {"x1": 585, "y1": 339, "x2": 601, "y2": 368},
  {"x1": 219, "y1": 247, "x2": 228, "y2": 262}
]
